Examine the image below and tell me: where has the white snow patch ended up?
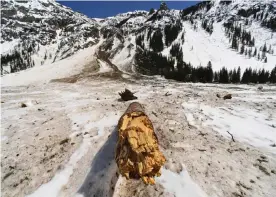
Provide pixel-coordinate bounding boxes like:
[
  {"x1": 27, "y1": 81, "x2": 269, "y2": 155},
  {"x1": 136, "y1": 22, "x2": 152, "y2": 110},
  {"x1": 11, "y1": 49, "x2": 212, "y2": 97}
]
[
  {"x1": 156, "y1": 166, "x2": 208, "y2": 197},
  {"x1": 1, "y1": 136, "x2": 8, "y2": 141},
  {"x1": 26, "y1": 138, "x2": 91, "y2": 197},
  {"x1": 97, "y1": 59, "x2": 111, "y2": 73},
  {"x1": 1, "y1": 46, "x2": 97, "y2": 87},
  {"x1": 1, "y1": 39, "x2": 20, "y2": 55},
  {"x1": 183, "y1": 102, "x2": 276, "y2": 153},
  {"x1": 26, "y1": 112, "x2": 119, "y2": 197},
  {"x1": 112, "y1": 34, "x2": 136, "y2": 72},
  {"x1": 84, "y1": 113, "x2": 120, "y2": 136}
]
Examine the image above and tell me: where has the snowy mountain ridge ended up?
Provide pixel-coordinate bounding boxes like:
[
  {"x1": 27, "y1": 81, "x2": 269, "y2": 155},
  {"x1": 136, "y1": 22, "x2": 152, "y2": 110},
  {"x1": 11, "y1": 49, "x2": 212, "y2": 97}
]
[{"x1": 1, "y1": 0, "x2": 276, "y2": 78}]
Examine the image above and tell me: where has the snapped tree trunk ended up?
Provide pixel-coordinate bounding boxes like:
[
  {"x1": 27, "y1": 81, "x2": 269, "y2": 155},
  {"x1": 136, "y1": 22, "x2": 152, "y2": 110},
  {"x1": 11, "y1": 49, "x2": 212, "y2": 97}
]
[{"x1": 115, "y1": 102, "x2": 166, "y2": 185}]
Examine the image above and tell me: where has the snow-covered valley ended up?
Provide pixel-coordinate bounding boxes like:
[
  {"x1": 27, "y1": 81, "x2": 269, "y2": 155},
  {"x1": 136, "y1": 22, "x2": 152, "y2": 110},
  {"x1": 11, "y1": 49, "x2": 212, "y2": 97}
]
[{"x1": 1, "y1": 48, "x2": 276, "y2": 196}]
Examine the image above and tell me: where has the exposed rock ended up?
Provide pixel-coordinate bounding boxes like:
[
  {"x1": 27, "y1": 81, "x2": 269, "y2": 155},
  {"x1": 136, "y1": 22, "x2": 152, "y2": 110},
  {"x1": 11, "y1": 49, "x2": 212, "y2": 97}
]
[
  {"x1": 21, "y1": 103, "x2": 27, "y2": 108},
  {"x1": 223, "y1": 94, "x2": 232, "y2": 100},
  {"x1": 59, "y1": 138, "x2": 70, "y2": 145},
  {"x1": 257, "y1": 86, "x2": 263, "y2": 91}
]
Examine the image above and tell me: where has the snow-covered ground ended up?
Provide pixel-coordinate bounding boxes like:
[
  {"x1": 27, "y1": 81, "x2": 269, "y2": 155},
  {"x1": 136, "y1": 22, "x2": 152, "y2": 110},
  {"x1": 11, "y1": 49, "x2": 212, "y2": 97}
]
[
  {"x1": 183, "y1": 101, "x2": 276, "y2": 154},
  {"x1": 1, "y1": 47, "x2": 96, "y2": 86},
  {"x1": 1, "y1": 57, "x2": 276, "y2": 197}
]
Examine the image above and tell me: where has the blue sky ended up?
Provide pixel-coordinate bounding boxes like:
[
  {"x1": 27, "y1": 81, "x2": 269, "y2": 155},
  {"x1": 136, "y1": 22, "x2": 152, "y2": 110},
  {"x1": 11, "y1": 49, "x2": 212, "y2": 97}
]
[{"x1": 58, "y1": 1, "x2": 200, "y2": 18}]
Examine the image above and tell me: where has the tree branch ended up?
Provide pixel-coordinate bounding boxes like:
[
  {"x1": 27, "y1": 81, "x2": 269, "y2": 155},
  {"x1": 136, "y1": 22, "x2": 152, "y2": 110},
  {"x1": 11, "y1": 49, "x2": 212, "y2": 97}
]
[{"x1": 226, "y1": 131, "x2": 235, "y2": 142}]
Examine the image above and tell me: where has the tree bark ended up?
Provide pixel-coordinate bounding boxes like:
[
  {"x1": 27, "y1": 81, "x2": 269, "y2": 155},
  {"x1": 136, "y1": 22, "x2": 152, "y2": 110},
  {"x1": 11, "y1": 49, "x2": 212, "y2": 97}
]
[{"x1": 115, "y1": 102, "x2": 166, "y2": 185}]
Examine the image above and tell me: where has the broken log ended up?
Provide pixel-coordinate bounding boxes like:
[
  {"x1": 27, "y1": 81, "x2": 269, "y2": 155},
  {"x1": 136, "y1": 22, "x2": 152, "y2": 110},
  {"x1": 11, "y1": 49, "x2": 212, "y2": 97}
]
[
  {"x1": 115, "y1": 102, "x2": 166, "y2": 185},
  {"x1": 226, "y1": 131, "x2": 235, "y2": 142},
  {"x1": 119, "y1": 89, "x2": 137, "y2": 101}
]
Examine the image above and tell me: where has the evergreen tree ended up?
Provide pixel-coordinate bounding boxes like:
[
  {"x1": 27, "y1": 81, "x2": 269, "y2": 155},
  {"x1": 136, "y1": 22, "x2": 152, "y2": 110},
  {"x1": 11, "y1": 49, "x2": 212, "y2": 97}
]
[
  {"x1": 206, "y1": 61, "x2": 213, "y2": 82},
  {"x1": 268, "y1": 45, "x2": 272, "y2": 53},
  {"x1": 248, "y1": 48, "x2": 252, "y2": 58},
  {"x1": 149, "y1": 8, "x2": 155, "y2": 15},
  {"x1": 263, "y1": 43, "x2": 267, "y2": 52},
  {"x1": 170, "y1": 43, "x2": 181, "y2": 57},
  {"x1": 264, "y1": 56, "x2": 267, "y2": 63},
  {"x1": 195, "y1": 65, "x2": 206, "y2": 83},
  {"x1": 240, "y1": 44, "x2": 244, "y2": 54},
  {"x1": 136, "y1": 34, "x2": 144, "y2": 48},
  {"x1": 251, "y1": 69, "x2": 258, "y2": 83},
  {"x1": 230, "y1": 68, "x2": 237, "y2": 83},
  {"x1": 251, "y1": 37, "x2": 255, "y2": 46},
  {"x1": 237, "y1": 67, "x2": 241, "y2": 83},
  {"x1": 262, "y1": 51, "x2": 266, "y2": 60},
  {"x1": 229, "y1": 70, "x2": 233, "y2": 82},
  {"x1": 219, "y1": 67, "x2": 229, "y2": 83},
  {"x1": 183, "y1": 62, "x2": 192, "y2": 81},
  {"x1": 214, "y1": 72, "x2": 219, "y2": 82},
  {"x1": 231, "y1": 35, "x2": 238, "y2": 49},
  {"x1": 258, "y1": 69, "x2": 266, "y2": 83},
  {"x1": 241, "y1": 68, "x2": 252, "y2": 83},
  {"x1": 253, "y1": 47, "x2": 257, "y2": 57},
  {"x1": 160, "y1": 2, "x2": 169, "y2": 10},
  {"x1": 269, "y1": 66, "x2": 276, "y2": 83}
]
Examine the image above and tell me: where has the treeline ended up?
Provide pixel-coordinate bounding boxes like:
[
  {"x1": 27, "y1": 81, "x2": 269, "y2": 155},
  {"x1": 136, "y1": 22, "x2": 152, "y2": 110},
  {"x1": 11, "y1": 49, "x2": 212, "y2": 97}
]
[
  {"x1": 135, "y1": 48, "x2": 174, "y2": 75},
  {"x1": 135, "y1": 46, "x2": 276, "y2": 84},
  {"x1": 165, "y1": 62, "x2": 276, "y2": 84}
]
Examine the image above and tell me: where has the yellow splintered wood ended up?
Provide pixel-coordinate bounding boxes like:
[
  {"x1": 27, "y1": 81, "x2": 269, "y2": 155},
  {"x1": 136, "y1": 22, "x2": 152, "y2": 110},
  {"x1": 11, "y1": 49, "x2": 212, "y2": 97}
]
[{"x1": 115, "y1": 109, "x2": 166, "y2": 185}]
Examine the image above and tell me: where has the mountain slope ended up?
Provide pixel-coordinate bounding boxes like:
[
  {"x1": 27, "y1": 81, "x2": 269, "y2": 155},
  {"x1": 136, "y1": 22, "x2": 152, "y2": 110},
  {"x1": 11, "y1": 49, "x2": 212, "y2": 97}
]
[
  {"x1": 105, "y1": 0, "x2": 276, "y2": 76},
  {"x1": 1, "y1": 0, "x2": 276, "y2": 81},
  {"x1": 1, "y1": 0, "x2": 99, "y2": 73}
]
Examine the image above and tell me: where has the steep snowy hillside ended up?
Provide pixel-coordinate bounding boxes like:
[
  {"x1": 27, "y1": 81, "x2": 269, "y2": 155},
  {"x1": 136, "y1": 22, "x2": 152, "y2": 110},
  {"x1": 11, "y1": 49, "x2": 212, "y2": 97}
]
[
  {"x1": 1, "y1": 0, "x2": 276, "y2": 83},
  {"x1": 1, "y1": 0, "x2": 99, "y2": 73},
  {"x1": 179, "y1": 0, "x2": 276, "y2": 72}
]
